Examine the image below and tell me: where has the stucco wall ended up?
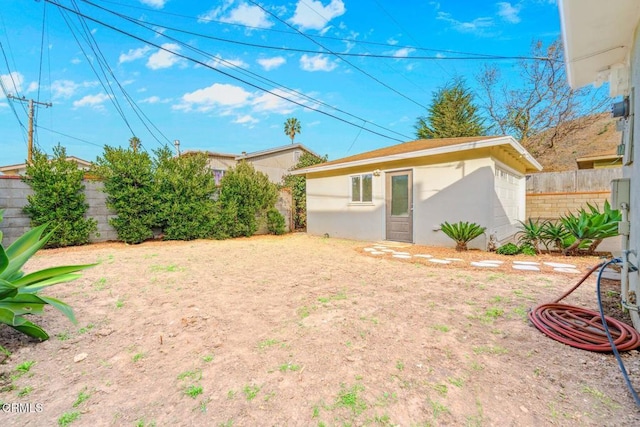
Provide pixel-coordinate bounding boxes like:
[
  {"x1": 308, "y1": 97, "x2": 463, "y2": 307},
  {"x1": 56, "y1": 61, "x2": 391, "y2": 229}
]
[
  {"x1": 627, "y1": 22, "x2": 640, "y2": 302},
  {"x1": 306, "y1": 165, "x2": 385, "y2": 242},
  {"x1": 305, "y1": 154, "x2": 524, "y2": 249},
  {"x1": 250, "y1": 149, "x2": 302, "y2": 184}
]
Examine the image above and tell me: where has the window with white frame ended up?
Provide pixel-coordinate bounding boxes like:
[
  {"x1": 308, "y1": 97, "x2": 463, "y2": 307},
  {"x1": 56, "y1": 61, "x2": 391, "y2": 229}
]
[{"x1": 351, "y1": 174, "x2": 373, "y2": 202}]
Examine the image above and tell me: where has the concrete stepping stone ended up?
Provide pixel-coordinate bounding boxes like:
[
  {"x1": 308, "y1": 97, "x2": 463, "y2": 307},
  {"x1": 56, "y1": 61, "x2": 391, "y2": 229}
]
[
  {"x1": 445, "y1": 258, "x2": 463, "y2": 262},
  {"x1": 480, "y1": 260, "x2": 504, "y2": 264},
  {"x1": 554, "y1": 267, "x2": 581, "y2": 274},
  {"x1": 393, "y1": 251, "x2": 411, "y2": 255},
  {"x1": 512, "y1": 264, "x2": 540, "y2": 271},
  {"x1": 428, "y1": 259, "x2": 452, "y2": 264},
  {"x1": 392, "y1": 254, "x2": 412, "y2": 259},
  {"x1": 471, "y1": 261, "x2": 500, "y2": 268},
  {"x1": 543, "y1": 262, "x2": 576, "y2": 269},
  {"x1": 414, "y1": 254, "x2": 433, "y2": 258},
  {"x1": 513, "y1": 261, "x2": 540, "y2": 266},
  {"x1": 363, "y1": 248, "x2": 376, "y2": 252},
  {"x1": 381, "y1": 249, "x2": 396, "y2": 253},
  {"x1": 369, "y1": 251, "x2": 386, "y2": 255},
  {"x1": 373, "y1": 246, "x2": 387, "y2": 249}
]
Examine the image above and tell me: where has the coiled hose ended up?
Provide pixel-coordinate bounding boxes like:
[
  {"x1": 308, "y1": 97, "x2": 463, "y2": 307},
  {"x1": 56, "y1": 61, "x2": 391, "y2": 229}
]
[{"x1": 528, "y1": 259, "x2": 640, "y2": 406}]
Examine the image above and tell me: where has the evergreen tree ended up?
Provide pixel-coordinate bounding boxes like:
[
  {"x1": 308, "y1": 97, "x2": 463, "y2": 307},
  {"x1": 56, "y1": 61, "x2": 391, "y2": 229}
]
[{"x1": 415, "y1": 77, "x2": 485, "y2": 139}]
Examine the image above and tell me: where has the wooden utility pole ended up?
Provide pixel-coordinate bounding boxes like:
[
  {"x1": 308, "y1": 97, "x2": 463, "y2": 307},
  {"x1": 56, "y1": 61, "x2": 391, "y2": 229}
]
[{"x1": 7, "y1": 95, "x2": 52, "y2": 163}]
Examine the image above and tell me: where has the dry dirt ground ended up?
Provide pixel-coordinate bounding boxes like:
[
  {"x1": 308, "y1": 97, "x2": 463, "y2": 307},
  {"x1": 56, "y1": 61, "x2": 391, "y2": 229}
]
[{"x1": 1, "y1": 233, "x2": 639, "y2": 426}]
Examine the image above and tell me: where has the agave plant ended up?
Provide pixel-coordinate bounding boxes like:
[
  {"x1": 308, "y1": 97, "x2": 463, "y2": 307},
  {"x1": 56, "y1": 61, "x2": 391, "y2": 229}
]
[
  {"x1": 516, "y1": 219, "x2": 546, "y2": 254},
  {"x1": 560, "y1": 200, "x2": 621, "y2": 255},
  {"x1": 0, "y1": 213, "x2": 95, "y2": 340},
  {"x1": 440, "y1": 221, "x2": 486, "y2": 251},
  {"x1": 540, "y1": 221, "x2": 569, "y2": 252}
]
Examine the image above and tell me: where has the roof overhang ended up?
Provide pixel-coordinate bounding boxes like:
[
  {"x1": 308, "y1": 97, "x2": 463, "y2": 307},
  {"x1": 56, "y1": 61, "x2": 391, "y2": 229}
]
[
  {"x1": 292, "y1": 136, "x2": 542, "y2": 175},
  {"x1": 559, "y1": 0, "x2": 640, "y2": 96}
]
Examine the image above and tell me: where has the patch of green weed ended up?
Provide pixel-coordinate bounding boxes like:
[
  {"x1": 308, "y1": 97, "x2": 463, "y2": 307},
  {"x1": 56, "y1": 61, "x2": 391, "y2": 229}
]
[
  {"x1": 335, "y1": 383, "x2": 367, "y2": 415},
  {"x1": 58, "y1": 411, "x2": 80, "y2": 426},
  {"x1": 243, "y1": 384, "x2": 261, "y2": 401}
]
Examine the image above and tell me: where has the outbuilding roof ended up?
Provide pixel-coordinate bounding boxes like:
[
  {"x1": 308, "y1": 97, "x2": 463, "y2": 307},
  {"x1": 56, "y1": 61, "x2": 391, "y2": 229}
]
[{"x1": 293, "y1": 136, "x2": 542, "y2": 175}]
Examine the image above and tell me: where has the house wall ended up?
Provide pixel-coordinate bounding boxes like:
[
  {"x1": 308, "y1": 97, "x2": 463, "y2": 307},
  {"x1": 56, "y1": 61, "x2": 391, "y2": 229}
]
[
  {"x1": 248, "y1": 148, "x2": 303, "y2": 184},
  {"x1": 305, "y1": 150, "x2": 524, "y2": 249},
  {"x1": 627, "y1": 22, "x2": 640, "y2": 317}
]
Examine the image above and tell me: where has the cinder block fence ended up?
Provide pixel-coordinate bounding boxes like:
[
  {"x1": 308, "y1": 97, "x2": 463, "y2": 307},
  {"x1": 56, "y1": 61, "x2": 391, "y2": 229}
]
[{"x1": 0, "y1": 176, "x2": 292, "y2": 246}]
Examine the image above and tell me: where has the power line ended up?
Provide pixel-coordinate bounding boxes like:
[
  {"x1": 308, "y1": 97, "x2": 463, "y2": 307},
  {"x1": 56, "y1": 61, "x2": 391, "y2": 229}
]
[
  {"x1": 36, "y1": 125, "x2": 105, "y2": 148},
  {"x1": 86, "y1": 0, "x2": 411, "y2": 141},
  {"x1": 88, "y1": 0, "x2": 546, "y2": 61},
  {"x1": 46, "y1": 0, "x2": 410, "y2": 143},
  {"x1": 246, "y1": 0, "x2": 428, "y2": 110}
]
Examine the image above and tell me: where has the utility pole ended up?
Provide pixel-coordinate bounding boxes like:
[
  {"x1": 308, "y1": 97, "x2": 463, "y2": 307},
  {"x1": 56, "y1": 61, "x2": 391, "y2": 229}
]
[
  {"x1": 174, "y1": 139, "x2": 181, "y2": 156},
  {"x1": 7, "y1": 95, "x2": 52, "y2": 164}
]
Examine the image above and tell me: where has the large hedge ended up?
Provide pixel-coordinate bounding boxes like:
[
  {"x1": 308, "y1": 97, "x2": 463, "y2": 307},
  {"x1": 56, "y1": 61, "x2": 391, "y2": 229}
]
[
  {"x1": 94, "y1": 146, "x2": 157, "y2": 244},
  {"x1": 154, "y1": 147, "x2": 219, "y2": 240},
  {"x1": 23, "y1": 145, "x2": 97, "y2": 248}
]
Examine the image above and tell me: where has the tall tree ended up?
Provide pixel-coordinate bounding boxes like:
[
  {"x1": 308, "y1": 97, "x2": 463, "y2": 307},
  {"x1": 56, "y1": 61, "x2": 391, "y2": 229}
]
[
  {"x1": 284, "y1": 117, "x2": 301, "y2": 144},
  {"x1": 477, "y1": 38, "x2": 608, "y2": 150},
  {"x1": 415, "y1": 77, "x2": 485, "y2": 139}
]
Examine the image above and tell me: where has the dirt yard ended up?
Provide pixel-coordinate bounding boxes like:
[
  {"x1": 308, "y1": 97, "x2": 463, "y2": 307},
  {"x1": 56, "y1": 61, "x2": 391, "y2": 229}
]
[{"x1": 1, "y1": 233, "x2": 639, "y2": 426}]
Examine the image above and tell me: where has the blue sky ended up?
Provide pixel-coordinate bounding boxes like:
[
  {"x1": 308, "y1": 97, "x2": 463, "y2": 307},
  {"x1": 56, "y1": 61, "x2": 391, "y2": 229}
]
[{"x1": 0, "y1": 0, "x2": 562, "y2": 166}]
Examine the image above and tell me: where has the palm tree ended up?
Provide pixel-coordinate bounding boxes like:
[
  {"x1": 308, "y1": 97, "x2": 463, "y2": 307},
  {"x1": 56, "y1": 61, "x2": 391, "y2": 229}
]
[{"x1": 284, "y1": 118, "x2": 301, "y2": 144}]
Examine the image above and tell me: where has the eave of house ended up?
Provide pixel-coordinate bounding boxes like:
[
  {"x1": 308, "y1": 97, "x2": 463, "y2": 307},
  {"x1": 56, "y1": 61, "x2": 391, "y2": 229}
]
[
  {"x1": 559, "y1": 0, "x2": 640, "y2": 96},
  {"x1": 235, "y1": 143, "x2": 319, "y2": 160},
  {"x1": 292, "y1": 136, "x2": 542, "y2": 176}
]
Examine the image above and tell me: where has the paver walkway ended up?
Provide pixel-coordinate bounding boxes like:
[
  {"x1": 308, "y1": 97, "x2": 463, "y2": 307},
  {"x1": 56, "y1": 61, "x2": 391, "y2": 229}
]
[{"x1": 363, "y1": 245, "x2": 582, "y2": 274}]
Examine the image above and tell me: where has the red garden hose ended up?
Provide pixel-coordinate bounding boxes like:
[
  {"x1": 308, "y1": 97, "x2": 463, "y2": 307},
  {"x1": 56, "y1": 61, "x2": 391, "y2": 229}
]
[{"x1": 528, "y1": 262, "x2": 640, "y2": 352}]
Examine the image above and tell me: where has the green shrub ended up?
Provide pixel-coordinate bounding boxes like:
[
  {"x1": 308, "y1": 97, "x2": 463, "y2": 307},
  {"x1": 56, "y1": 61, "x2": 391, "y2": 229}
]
[
  {"x1": 440, "y1": 221, "x2": 486, "y2": 251},
  {"x1": 22, "y1": 145, "x2": 97, "y2": 248},
  {"x1": 94, "y1": 145, "x2": 157, "y2": 244},
  {"x1": 266, "y1": 208, "x2": 286, "y2": 235},
  {"x1": 0, "y1": 214, "x2": 95, "y2": 340},
  {"x1": 282, "y1": 152, "x2": 327, "y2": 230},
  {"x1": 496, "y1": 243, "x2": 519, "y2": 255},
  {"x1": 154, "y1": 148, "x2": 218, "y2": 240},
  {"x1": 540, "y1": 221, "x2": 568, "y2": 252},
  {"x1": 217, "y1": 162, "x2": 277, "y2": 237},
  {"x1": 519, "y1": 244, "x2": 537, "y2": 256}
]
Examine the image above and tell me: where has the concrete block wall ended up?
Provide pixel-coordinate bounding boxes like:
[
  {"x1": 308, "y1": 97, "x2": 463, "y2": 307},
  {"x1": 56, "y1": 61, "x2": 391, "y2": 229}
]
[
  {"x1": 525, "y1": 191, "x2": 611, "y2": 220},
  {"x1": 1, "y1": 176, "x2": 293, "y2": 245},
  {"x1": 0, "y1": 177, "x2": 117, "y2": 246}
]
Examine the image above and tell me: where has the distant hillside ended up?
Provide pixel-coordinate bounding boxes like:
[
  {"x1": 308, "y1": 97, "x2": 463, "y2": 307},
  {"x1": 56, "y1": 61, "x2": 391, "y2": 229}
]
[{"x1": 523, "y1": 113, "x2": 620, "y2": 172}]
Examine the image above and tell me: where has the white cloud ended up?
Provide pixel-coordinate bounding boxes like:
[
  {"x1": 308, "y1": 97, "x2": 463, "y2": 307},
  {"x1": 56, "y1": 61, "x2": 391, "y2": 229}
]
[
  {"x1": 300, "y1": 54, "x2": 337, "y2": 72},
  {"x1": 1, "y1": 72, "x2": 24, "y2": 94},
  {"x1": 436, "y1": 11, "x2": 494, "y2": 36},
  {"x1": 198, "y1": 1, "x2": 273, "y2": 28},
  {"x1": 140, "y1": 0, "x2": 166, "y2": 9},
  {"x1": 257, "y1": 56, "x2": 286, "y2": 71},
  {"x1": 175, "y1": 83, "x2": 251, "y2": 112},
  {"x1": 206, "y1": 55, "x2": 248, "y2": 69},
  {"x1": 50, "y1": 79, "x2": 98, "y2": 99},
  {"x1": 251, "y1": 89, "x2": 297, "y2": 114},
  {"x1": 119, "y1": 46, "x2": 152, "y2": 64},
  {"x1": 497, "y1": 2, "x2": 521, "y2": 24},
  {"x1": 289, "y1": 0, "x2": 346, "y2": 31},
  {"x1": 387, "y1": 37, "x2": 399, "y2": 46},
  {"x1": 139, "y1": 96, "x2": 170, "y2": 104},
  {"x1": 73, "y1": 93, "x2": 112, "y2": 109},
  {"x1": 26, "y1": 82, "x2": 39, "y2": 93},
  {"x1": 147, "y1": 44, "x2": 183, "y2": 69},
  {"x1": 392, "y1": 48, "x2": 415, "y2": 58},
  {"x1": 234, "y1": 114, "x2": 258, "y2": 124},
  {"x1": 71, "y1": 58, "x2": 81, "y2": 65}
]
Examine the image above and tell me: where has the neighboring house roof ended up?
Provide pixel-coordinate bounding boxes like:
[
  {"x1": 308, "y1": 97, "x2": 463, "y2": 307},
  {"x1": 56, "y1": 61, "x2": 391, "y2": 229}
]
[
  {"x1": 576, "y1": 153, "x2": 623, "y2": 169},
  {"x1": 559, "y1": 0, "x2": 640, "y2": 95},
  {"x1": 293, "y1": 136, "x2": 542, "y2": 175},
  {"x1": 0, "y1": 156, "x2": 93, "y2": 175},
  {"x1": 182, "y1": 143, "x2": 319, "y2": 161}
]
